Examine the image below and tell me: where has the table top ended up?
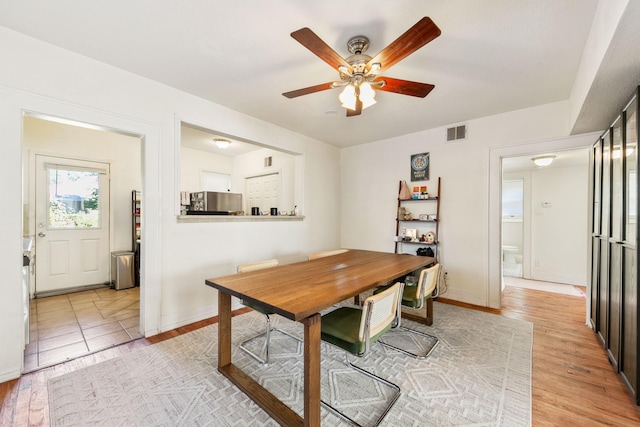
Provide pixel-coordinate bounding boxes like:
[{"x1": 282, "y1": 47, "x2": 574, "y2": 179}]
[{"x1": 205, "y1": 249, "x2": 435, "y2": 321}]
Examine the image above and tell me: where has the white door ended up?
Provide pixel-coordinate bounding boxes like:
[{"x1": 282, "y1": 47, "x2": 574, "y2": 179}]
[
  {"x1": 35, "y1": 155, "x2": 110, "y2": 294},
  {"x1": 246, "y1": 173, "x2": 280, "y2": 213}
]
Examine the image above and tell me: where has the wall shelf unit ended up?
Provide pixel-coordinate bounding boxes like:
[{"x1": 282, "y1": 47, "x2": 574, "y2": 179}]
[
  {"x1": 394, "y1": 177, "x2": 441, "y2": 260},
  {"x1": 132, "y1": 190, "x2": 141, "y2": 286}
]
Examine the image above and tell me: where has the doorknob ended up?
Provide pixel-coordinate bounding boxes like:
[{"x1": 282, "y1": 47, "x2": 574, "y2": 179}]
[{"x1": 38, "y1": 232, "x2": 46, "y2": 237}]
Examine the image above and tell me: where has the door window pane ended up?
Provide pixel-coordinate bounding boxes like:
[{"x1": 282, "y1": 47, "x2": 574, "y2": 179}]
[
  {"x1": 593, "y1": 140, "x2": 602, "y2": 234},
  {"x1": 626, "y1": 98, "x2": 637, "y2": 242},
  {"x1": 602, "y1": 133, "x2": 611, "y2": 236},
  {"x1": 612, "y1": 116, "x2": 623, "y2": 239},
  {"x1": 47, "y1": 167, "x2": 101, "y2": 229}
]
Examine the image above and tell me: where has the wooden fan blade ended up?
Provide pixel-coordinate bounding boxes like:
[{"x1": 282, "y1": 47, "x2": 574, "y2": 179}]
[
  {"x1": 282, "y1": 82, "x2": 335, "y2": 98},
  {"x1": 291, "y1": 27, "x2": 352, "y2": 71},
  {"x1": 367, "y1": 17, "x2": 441, "y2": 73},
  {"x1": 346, "y1": 98, "x2": 362, "y2": 117},
  {"x1": 374, "y1": 77, "x2": 435, "y2": 98}
]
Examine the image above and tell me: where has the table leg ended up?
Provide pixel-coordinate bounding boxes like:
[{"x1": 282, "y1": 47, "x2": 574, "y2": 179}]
[
  {"x1": 425, "y1": 297, "x2": 434, "y2": 326},
  {"x1": 303, "y1": 313, "x2": 321, "y2": 427},
  {"x1": 218, "y1": 291, "x2": 232, "y2": 367}
]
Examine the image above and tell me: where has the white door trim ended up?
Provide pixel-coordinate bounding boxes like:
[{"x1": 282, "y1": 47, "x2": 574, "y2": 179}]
[
  {"x1": 0, "y1": 86, "x2": 162, "y2": 380},
  {"x1": 488, "y1": 132, "x2": 600, "y2": 311}
]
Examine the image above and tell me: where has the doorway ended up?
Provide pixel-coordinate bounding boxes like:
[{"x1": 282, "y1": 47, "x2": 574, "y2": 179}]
[
  {"x1": 34, "y1": 155, "x2": 111, "y2": 295},
  {"x1": 500, "y1": 148, "x2": 590, "y2": 292},
  {"x1": 23, "y1": 115, "x2": 143, "y2": 371},
  {"x1": 502, "y1": 179, "x2": 524, "y2": 278}
]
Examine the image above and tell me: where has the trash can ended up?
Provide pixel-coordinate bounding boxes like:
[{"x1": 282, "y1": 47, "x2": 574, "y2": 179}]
[{"x1": 111, "y1": 251, "x2": 135, "y2": 290}]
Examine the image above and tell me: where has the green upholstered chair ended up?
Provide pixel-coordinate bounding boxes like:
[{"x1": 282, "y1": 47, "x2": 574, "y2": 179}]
[
  {"x1": 376, "y1": 263, "x2": 440, "y2": 358},
  {"x1": 237, "y1": 259, "x2": 301, "y2": 365},
  {"x1": 307, "y1": 248, "x2": 348, "y2": 260},
  {"x1": 320, "y1": 282, "x2": 403, "y2": 427}
]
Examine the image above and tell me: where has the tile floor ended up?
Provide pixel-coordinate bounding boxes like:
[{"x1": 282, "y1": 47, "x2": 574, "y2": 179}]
[{"x1": 24, "y1": 286, "x2": 141, "y2": 372}]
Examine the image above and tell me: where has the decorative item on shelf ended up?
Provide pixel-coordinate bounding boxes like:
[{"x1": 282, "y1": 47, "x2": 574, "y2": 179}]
[
  {"x1": 428, "y1": 214, "x2": 437, "y2": 221},
  {"x1": 404, "y1": 228, "x2": 417, "y2": 242},
  {"x1": 425, "y1": 231, "x2": 436, "y2": 243},
  {"x1": 417, "y1": 247, "x2": 435, "y2": 257},
  {"x1": 420, "y1": 186, "x2": 428, "y2": 199},
  {"x1": 399, "y1": 181, "x2": 412, "y2": 200},
  {"x1": 420, "y1": 234, "x2": 427, "y2": 242},
  {"x1": 412, "y1": 186, "x2": 420, "y2": 199},
  {"x1": 398, "y1": 206, "x2": 406, "y2": 220},
  {"x1": 403, "y1": 211, "x2": 413, "y2": 220},
  {"x1": 419, "y1": 214, "x2": 429, "y2": 221}
]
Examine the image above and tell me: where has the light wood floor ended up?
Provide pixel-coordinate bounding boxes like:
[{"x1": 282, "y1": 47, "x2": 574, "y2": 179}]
[{"x1": 2, "y1": 286, "x2": 640, "y2": 426}]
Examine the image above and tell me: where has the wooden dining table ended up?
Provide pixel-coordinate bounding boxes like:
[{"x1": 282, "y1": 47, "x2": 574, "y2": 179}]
[{"x1": 205, "y1": 249, "x2": 435, "y2": 427}]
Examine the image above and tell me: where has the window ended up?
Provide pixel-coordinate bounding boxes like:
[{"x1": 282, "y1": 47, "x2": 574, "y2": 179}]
[
  {"x1": 202, "y1": 171, "x2": 231, "y2": 192},
  {"x1": 46, "y1": 165, "x2": 104, "y2": 228},
  {"x1": 502, "y1": 179, "x2": 523, "y2": 221}
]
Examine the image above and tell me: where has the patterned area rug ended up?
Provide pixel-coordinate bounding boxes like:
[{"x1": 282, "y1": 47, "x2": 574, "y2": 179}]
[{"x1": 48, "y1": 302, "x2": 532, "y2": 426}]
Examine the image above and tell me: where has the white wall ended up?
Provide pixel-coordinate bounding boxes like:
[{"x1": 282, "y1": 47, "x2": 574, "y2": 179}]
[
  {"x1": 531, "y1": 165, "x2": 589, "y2": 284},
  {"x1": 0, "y1": 26, "x2": 340, "y2": 382},
  {"x1": 180, "y1": 146, "x2": 232, "y2": 193},
  {"x1": 232, "y1": 147, "x2": 297, "y2": 213},
  {"x1": 504, "y1": 162, "x2": 590, "y2": 286},
  {"x1": 341, "y1": 101, "x2": 597, "y2": 307}
]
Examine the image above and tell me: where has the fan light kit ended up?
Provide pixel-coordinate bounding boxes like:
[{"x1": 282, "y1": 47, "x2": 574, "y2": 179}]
[{"x1": 283, "y1": 17, "x2": 441, "y2": 117}]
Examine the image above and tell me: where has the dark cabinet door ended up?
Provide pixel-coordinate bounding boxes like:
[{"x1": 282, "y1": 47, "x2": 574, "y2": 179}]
[
  {"x1": 598, "y1": 133, "x2": 612, "y2": 345},
  {"x1": 591, "y1": 139, "x2": 603, "y2": 329},
  {"x1": 591, "y1": 236, "x2": 600, "y2": 329},
  {"x1": 590, "y1": 87, "x2": 639, "y2": 404},
  {"x1": 608, "y1": 117, "x2": 624, "y2": 368},
  {"x1": 622, "y1": 247, "x2": 638, "y2": 396},
  {"x1": 621, "y1": 94, "x2": 639, "y2": 402},
  {"x1": 599, "y1": 238, "x2": 609, "y2": 345},
  {"x1": 609, "y1": 242, "x2": 622, "y2": 368}
]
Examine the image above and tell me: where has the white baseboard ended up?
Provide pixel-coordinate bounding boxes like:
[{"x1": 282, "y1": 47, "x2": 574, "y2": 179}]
[{"x1": 0, "y1": 366, "x2": 21, "y2": 383}]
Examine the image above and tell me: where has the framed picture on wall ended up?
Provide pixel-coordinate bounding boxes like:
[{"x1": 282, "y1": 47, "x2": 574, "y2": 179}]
[{"x1": 411, "y1": 152, "x2": 429, "y2": 181}]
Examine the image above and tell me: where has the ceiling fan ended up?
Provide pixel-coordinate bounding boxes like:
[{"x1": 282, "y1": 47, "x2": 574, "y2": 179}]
[{"x1": 282, "y1": 17, "x2": 441, "y2": 117}]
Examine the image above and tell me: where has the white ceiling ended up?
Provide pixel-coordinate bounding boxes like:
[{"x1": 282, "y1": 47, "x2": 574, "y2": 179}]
[
  {"x1": 181, "y1": 124, "x2": 262, "y2": 157},
  {"x1": 2, "y1": 1, "x2": 638, "y2": 148},
  {"x1": 502, "y1": 148, "x2": 590, "y2": 172}
]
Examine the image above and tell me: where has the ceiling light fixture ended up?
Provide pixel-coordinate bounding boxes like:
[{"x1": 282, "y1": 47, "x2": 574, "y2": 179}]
[
  {"x1": 214, "y1": 138, "x2": 231, "y2": 149},
  {"x1": 330, "y1": 36, "x2": 385, "y2": 113},
  {"x1": 532, "y1": 155, "x2": 556, "y2": 167},
  {"x1": 337, "y1": 78, "x2": 378, "y2": 111}
]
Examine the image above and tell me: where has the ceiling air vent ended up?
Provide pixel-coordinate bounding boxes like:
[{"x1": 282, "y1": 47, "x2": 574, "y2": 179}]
[{"x1": 446, "y1": 124, "x2": 467, "y2": 142}]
